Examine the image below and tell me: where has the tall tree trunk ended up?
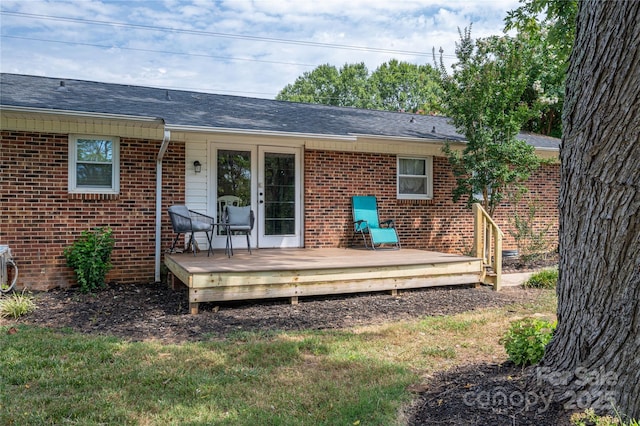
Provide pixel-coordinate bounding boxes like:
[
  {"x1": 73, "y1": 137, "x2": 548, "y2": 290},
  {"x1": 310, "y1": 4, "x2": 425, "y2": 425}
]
[{"x1": 538, "y1": 0, "x2": 640, "y2": 419}]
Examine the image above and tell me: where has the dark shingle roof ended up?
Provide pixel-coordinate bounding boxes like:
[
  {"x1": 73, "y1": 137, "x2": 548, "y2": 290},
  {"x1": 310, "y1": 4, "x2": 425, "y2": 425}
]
[{"x1": 0, "y1": 73, "x2": 559, "y2": 150}]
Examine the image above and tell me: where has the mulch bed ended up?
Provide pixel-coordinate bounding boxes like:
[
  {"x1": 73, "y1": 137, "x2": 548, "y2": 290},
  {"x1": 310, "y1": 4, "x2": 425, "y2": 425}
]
[
  {"x1": 3, "y1": 255, "x2": 566, "y2": 425},
  {"x1": 407, "y1": 362, "x2": 572, "y2": 425},
  {"x1": 8, "y1": 282, "x2": 542, "y2": 342}
]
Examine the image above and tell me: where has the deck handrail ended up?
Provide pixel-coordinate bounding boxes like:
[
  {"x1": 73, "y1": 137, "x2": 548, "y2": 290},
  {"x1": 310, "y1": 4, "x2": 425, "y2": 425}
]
[{"x1": 472, "y1": 203, "x2": 503, "y2": 290}]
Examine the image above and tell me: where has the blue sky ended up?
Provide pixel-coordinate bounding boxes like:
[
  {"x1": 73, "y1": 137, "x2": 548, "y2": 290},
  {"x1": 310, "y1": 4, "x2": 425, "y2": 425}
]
[{"x1": 0, "y1": 0, "x2": 521, "y2": 99}]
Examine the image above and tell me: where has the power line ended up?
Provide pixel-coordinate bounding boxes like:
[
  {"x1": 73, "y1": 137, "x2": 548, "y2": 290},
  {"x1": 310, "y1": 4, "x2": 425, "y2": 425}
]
[
  {"x1": 1, "y1": 34, "x2": 443, "y2": 81},
  {"x1": 0, "y1": 10, "x2": 457, "y2": 59},
  {"x1": 1, "y1": 33, "x2": 448, "y2": 99},
  {"x1": 1, "y1": 35, "x2": 319, "y2": 68},
  {"x1": 0, "y1": 9, "x2": 456, "y2": 98}
]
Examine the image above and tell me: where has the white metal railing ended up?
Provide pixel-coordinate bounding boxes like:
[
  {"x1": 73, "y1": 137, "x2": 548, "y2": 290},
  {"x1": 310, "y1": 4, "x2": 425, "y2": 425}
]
[{"x1": 472, "y1": 203, "x2": 503, "y2": 290}]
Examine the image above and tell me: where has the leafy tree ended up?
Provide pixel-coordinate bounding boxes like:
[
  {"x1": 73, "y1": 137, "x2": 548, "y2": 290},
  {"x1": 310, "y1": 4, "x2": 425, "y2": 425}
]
[
  {"x1": 505, "y1": 0, "x2": 577, "y2": 60},
  {"x1": 333, "y1": 62, "x2": 374, "y2": 109},
  {"x1": 538, "y1": 1, "x2": 640, "y2": 418},
  {"x1": 515, "y1": 31, "x2": 565, "y2": 137},
  {"x1": 436, "y1": 28, "x2": 542, "y2": 217},
  {"x1": 277, "y1": 60, "x2": 443, "y2": 113},
  {"x1": 369, "y1": 59, "x2": 443, "y2": 113},
  {"x1": 505, "y1": 0, "x2": 578, "y2": 137},
  {"x1": 276, "y1": 63, "x2": 341, "y2": 105}
]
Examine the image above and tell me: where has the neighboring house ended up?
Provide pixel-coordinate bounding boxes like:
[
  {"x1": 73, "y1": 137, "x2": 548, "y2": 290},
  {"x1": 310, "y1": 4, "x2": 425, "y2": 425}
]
[{"x1": 0, "y1": 73, "x2": 560, "y2": 291}]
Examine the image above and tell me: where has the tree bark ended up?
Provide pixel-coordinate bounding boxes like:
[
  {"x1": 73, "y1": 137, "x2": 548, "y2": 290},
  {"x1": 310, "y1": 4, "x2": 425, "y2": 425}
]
[{"x1": 537, "y1": 0, "x2": 640, "y2": 419}]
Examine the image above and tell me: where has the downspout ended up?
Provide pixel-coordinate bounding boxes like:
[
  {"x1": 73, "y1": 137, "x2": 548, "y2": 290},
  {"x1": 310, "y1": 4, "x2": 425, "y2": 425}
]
[{"x1": 155, "y1": 128, "x2": 171, "y2": 282}]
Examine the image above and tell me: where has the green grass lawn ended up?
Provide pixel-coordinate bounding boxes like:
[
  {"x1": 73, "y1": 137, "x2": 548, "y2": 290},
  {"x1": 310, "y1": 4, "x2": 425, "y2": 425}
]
[{"x1": 0, "y1": 290, "x2": 556, "y2": 425}]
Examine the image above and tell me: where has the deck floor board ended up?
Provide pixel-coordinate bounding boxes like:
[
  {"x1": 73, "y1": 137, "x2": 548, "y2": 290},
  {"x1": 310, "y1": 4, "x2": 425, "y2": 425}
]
[{"x1": 166, "y1": 248, "x2": 477, "y2": 272}]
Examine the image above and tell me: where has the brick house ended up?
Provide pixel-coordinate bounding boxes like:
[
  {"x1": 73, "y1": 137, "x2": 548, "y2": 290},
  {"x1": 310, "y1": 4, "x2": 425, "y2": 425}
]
[{"x1": 0, "y1": 73, "x2": 560, "y2": 291}]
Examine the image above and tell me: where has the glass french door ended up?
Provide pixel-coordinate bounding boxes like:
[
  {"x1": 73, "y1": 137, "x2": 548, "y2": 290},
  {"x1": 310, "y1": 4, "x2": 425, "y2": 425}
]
[
  {"x1": 212, "y1": 145, "x2": 301, "y2": 249},
  {"x1": 258, "y1": 147, "x2": 301, "y2": 248}
]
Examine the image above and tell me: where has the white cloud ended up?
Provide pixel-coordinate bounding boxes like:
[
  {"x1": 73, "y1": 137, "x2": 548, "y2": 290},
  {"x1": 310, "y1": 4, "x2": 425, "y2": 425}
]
[{"x1": 0, "y1": 0, "x2": 521, "y2": 98}]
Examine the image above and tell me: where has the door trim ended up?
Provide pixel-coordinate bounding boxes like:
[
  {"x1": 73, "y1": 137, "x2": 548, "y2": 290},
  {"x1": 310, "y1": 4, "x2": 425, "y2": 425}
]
[
  {"x1": 208, "y1": 143, "x2": 303, "y2": 249},
  {"x1": 258, "y1": 146, "x2": 303, "y2": 248}
]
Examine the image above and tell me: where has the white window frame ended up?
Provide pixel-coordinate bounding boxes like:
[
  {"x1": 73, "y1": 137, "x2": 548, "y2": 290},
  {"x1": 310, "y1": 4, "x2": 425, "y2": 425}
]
[
  {"x1": 397, "y1": 156, "x2": 433, "y2": 200},
  {"x1": 68, "y1": 135, "x2": 120, "y2": 194}
]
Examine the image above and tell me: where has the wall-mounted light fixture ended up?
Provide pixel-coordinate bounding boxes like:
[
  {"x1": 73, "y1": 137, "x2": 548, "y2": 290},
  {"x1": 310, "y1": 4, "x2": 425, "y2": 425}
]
[{"x1": 193, "y1": 160, "x2": 202, "y2": 173}]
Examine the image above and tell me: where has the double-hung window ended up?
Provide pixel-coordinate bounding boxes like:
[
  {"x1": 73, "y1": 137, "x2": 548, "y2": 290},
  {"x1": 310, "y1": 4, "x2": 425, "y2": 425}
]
[
  {"x1": 69, "y1": 135, "x2": 120, "y2": 194},
  {"x1": 397, "y1": 156, "x2": 433, "y2": 200}
]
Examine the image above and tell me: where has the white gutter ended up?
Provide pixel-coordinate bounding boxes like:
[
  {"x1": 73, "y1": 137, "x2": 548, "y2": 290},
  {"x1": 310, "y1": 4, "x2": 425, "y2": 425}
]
[
  {"x1": 348, "y1": 132, "x2": 459, "y2": 143},
  {"x1": 164, "y1": 124, "x2": 357, "y2": 141},
  {"x1": 0, "y1": 105, "x2": 163, "y2": 124},
  {"x1": 154, "y1": 128, "x2": 171, "y2": 282}
]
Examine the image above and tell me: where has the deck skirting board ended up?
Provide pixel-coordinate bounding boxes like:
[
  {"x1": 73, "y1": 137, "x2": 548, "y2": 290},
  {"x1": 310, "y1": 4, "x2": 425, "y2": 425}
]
[
  {"x1": 189, "y1": 273, "x2": 481, "y2": 304},
  {"x1": 191, "y1": 261, "x2": 480, "y2": 288},
  {"x1": 164, "y1": 249, "x2": 483, "y2": 314}
]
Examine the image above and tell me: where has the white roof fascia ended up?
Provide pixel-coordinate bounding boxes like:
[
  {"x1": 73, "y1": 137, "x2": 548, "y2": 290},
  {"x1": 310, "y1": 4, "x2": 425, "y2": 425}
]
[
  {"x1": 351, "y1": 133, "x2": 559, "y2": 151},
  {"x1": 349, "y1": 133, "x2": 451, "y2": 144},
  {"x1": 0, "y1": 106, "x2": 163, "y2": 124},
  {"x1": 164, "y1": 124, "x2": 357, "y2": 141},
  {"x1": 349, "y1": 134, "x2": 462, "y2": 155}
]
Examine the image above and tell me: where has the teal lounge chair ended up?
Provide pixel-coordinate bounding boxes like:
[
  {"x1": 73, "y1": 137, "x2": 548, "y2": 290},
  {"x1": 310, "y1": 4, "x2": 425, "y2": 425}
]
[{"x1": 352, "y1": 196, "x2": 400, "y2": 249}]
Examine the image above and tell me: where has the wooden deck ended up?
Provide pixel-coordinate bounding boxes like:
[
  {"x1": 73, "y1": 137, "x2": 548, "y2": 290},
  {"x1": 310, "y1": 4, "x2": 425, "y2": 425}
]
[{"x1": 164, "y1": 248, "x2": 485, "y2": 314}]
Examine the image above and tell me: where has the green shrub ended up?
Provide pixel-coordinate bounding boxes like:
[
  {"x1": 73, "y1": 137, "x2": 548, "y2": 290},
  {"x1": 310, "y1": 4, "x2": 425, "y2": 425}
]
[
  {"x1": 571, "y1": 408, "x2": 640, "y2": 426},
  {"x1": 500, "y1": 317, "x2": 556, "y2": 366},
  {"x1": 524, "y1": 268, "x2": 558, "y2": 289},
  {"x1": 63, "y1": 227, "x2": 115, "y2": 293},
  {"x1": 0, "y1": 291, "x2": 37, "y2": 319},
  {"x1": 507, "y1": 200, "x2": 552, "y2": 261}
]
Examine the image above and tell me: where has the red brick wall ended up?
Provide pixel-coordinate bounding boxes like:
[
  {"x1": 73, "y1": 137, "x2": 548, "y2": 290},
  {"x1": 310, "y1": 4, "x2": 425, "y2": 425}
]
[
  {"x1": 0, "y1": 131, "x2": 185, "y2": 290},
  {"x1": 492, "y1": 161, "x2": 560, "y2": 254},
  {"x1": 1, "y1": 133, "x2": 557, "y2": 291},
  {"x1": 304, "y1": 150, "x2": 559, "y2": 255}
]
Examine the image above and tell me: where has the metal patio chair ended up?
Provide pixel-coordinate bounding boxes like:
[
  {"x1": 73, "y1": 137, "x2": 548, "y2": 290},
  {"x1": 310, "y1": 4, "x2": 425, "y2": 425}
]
[
  {"x1": 168, "y1": 205, "x2": 216, "y2": 256},
  {"x1": 351, "y1": 195, "x2": 400, "y2": 249},
  {"x1": 217, "y1": 195, "x2": 242, "y2": 223},
  {"x1": 223, "y1": 205, "x2": 254, "y2": 257}
]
